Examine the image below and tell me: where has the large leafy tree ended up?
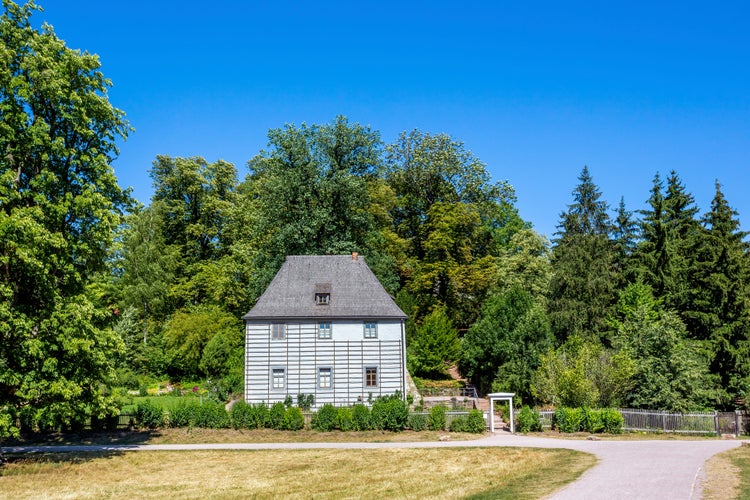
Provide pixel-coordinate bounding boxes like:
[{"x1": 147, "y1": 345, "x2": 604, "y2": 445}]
[
  {"x1": 461, "y1": 286, "x2": 553, "y2": 398},
  {"x1": 246, "y1": 116, "x2": 391, "y2": 297},
  {"x1": 547, "y1": 166, "x2": 617, "y2": 344},
  {"x1": 611, "y1": 283, "x2": 712, "y2": 411},
  {"x1": 0, "y1": 1, "x2": 131, "y2": 435}
]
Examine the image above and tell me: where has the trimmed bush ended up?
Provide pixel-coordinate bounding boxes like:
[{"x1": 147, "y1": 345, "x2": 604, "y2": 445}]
[
  {"x1": 193, "y1": 401, "x2": 231, "y2": 428},
  {"x1": 248, "y1": 403, "x2": 268, "y2": 429},
  {"x1": 428, "y1": 405, "x2": 447, "y2": 431},
  {"x1": 554, "y1": 407, "x2": 584, "y2": 433},
  {"x1": 352, "y1": 404, "x2": 371, "y2": 431},
  {"x1": 601, "y1": 408, "x2": 624, "y2": 434},
  {"x1": 449, "y1": 416, "x2": 466, "y2": 432},
  {"x1": 268, "y1": 402, "x2": 286, "y2": 430},
  {"x1": 407, "y1": 413, "x2": 427, "y2": 431},
  {"x1": 169, "y1": 402, "x2": 199, "y2": 428},
  {"x1": 337, "y1": 407, "x2": 354, "y2": 432},
  {"x1": 516, "y1": 406, "x2": 542, "y2": 433},
  {"x1": 582, "y1": 407, "x2": 604, "y2": 433},
  {"x1": 136, "y1": 401, "x2": 164, "y2": 429},
  {"x1": 230, "y1": 401, "x2": 252, "y2": 429},
  {"x1": 313, "y1": 403, "x2": 338, "y2": 432},
  {"x1": 283, "y1": 406, "x2": 305, "y2": 430},
  {"x1": 465, "y1": 409, "x2": 486, "y2": 434},
  {"x1": 371, "y1": 395, "x2": 408, "y2": 431}
]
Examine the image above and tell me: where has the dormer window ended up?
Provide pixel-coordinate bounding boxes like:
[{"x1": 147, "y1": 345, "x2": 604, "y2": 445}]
[{"x1": 314, "y1": 283, "x2": 331, "y2": 305}]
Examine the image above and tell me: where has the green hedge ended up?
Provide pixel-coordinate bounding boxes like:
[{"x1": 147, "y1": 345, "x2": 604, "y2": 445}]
[
  {"x1": 516, "y1": 406, "x2": 542, "y2": 433},
  {"x1": 553, "y1": 407, "x2": 623, "y2": 433}
]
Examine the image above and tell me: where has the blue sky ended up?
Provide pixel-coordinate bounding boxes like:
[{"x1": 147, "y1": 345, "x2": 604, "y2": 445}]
[{"x1": 33, "y1": 1, "x2": 749, "y2": 238}]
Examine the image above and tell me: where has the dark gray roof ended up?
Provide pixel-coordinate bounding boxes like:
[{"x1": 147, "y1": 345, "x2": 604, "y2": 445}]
[{"x1": 243, "y1": 255, "x2": 407, "y2": 320}]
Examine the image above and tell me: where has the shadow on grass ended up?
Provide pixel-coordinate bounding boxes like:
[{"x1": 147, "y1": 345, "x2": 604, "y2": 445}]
[{"x1": 3, "y1": 429, "x2": 160, "y2": 447}]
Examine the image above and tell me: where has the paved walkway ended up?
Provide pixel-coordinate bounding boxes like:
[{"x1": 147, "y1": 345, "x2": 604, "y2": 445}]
[{"x1": 2, "y1": 433, "x2": 745, "y2": 499}]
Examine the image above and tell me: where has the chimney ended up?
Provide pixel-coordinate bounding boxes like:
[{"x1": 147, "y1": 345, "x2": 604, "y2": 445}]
[{"x1": 352, "y1": 252, "x2": 359, "y2": 261}]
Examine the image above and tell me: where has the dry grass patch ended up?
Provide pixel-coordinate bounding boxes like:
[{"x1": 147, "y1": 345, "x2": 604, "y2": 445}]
[
  {"x1": 703, "y1": 445, "x2": 750, "y2": 500},
  {"x1": 0, "y1": 448, "x2": 595, "y2": 499},
  {"x1": 5, "y1": 428, "x2": 486, "y2": 446}
]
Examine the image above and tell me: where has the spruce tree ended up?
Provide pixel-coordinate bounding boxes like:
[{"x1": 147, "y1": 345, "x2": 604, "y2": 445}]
[
  {"x1": 687, "y1": 182, "x2": 750, "y2": 407},
  {"x1": 548, "y1": 166, "x2": 617, "y2": 345}
]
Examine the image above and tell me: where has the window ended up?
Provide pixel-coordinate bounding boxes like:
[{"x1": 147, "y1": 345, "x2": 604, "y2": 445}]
[
  {"x1": 315, "y1": 292, "x2": 330, "y2": 305},
  {"x1": 318, "y1": 321, "x2": 332, "y2": 339},
  {"x1": 318, "y1": 367, "x2": 332, "y2": 389},
  {"x1": 365, "y1": 366, "x2": 378, "y2": 388},
  {"x1": 271, "y1": 323, "x2": 286, "y2": 340},
  {"x1": 271, "y1": 368, "x2": 286, "y2": 389},
  {"x1": 364, "y1": 321, "x2": 377, "y2": 339}
]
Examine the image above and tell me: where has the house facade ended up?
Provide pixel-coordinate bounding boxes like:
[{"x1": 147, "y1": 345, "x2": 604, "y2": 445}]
[{"x1": 243, "y1": 253, "x2": 407, "y2": 408}]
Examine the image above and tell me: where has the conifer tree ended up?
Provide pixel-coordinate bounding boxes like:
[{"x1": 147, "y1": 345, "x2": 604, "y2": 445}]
[{"x1": 547, "y1": 166, "x2": 616, "y2": 344}]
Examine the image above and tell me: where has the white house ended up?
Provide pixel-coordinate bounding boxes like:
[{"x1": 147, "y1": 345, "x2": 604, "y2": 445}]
[{"x1": 243, "y1": 253, "x2": 407, "y2": 408}]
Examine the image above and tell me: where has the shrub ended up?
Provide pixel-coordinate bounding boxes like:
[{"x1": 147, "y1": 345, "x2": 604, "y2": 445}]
[
  {"x1": 465, "y1": 409, "x2": 486, "y2": 434},
  {"x1": 407, "y1": 413, "x2": 427, "y2": 431},
  {"x1": 267, "y1": 402, "x2": 286, "y2": 430},
  {"x1": 582, "y1": 407, "x2": 604, "y2": 433},
  {"x1": 516, "y1": 406, "x2": 542, "y2": 433},
  {"x1": 352, "y1": 404, "x2": 371, "y2": 431},
  {"x1": 230, "y1": 401, "x2": 252, "y2": 429},
  {"x1": 313, "y1": 403, "x2": 338, "y2": 432},
  {"x1": 193, "y1": 401, "x2": 230, "y2": 429},
  {"x1": 449, "y1": 416, "x2": 466, "y2": 432},
  {"x1": 337, "y1": 407, "x2": 354, "y2": 432},
  {"x1": 371, "y1": 395, "x2": 408, "y2": 431},
  {"x1": 297, "y1": 393, "x2": 315, "y2": 411},
  {"x1": 601, "y1": 408, "x2": 624, "y2": 434},
  {"x1": 554, "y1": 407, "x2": 584, "y2": 433},
  {"x1": 136, "y1": 401, "x2": 164, "y2": 429},
  {"x1": 248, "y1": 403, "x2": 269, "y2": 429},
  {"x1": 428, "y1": 405, "x2": 447, "y2": 431},
  {"x1": 169, "y1": 402, "x2": 199, "y2": 428},
  {"x1": 284, "y1": 406, "x2": 305, "y2": 430}
]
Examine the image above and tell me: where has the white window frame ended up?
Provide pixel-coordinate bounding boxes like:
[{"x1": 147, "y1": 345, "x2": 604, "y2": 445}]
[
  {"x1": 363, "y1": 321, "x2": 378, "y2": 339},
  {"x1": 318, "y1": 367, "x2": 333, "y2": 389},
  {"x1": 271, "y1": 367, "x2": 286, "y2": 390},
  {"x1": 365, "y1": 366, "x2": 378, "y2": 388},
  {"x1": 318, "y1": 321, "x2": 332, "y2": 339},
  {"x1": 315, "y1": 292, "x2": 330, "y2": 305},
  {"x1": 271, "y1": 322, "x2": 286, "y2": 340}
]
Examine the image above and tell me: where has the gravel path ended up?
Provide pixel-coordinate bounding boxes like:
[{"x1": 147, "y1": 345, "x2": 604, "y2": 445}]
[{"x1": 2, "y1": 433, "x2": 745, "y2": 499}]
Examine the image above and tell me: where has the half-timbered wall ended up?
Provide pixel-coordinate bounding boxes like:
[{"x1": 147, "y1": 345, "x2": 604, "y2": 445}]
[{"x1": 245, "y1": 320, "x2": 405, "y2": 407}]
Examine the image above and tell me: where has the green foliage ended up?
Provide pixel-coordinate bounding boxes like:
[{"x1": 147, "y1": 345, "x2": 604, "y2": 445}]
[
  {"x1": 462, "y1": 286, "x2": 553, "y2": 397},
  {"x1": 548, "y1": 166, "x2": 617, "y2": 344},
  {"x1": 465, "y1": 409, "x2": 486, "y2": 433},
  {"x1": 136, "y1": 401, "x2": 165, "y2": 429},
  {"x1": 297, "y1": 394, "x2": 315, "y2": 411},
  {"x1": 407, "y1": 412, "x2": 427, "y2": 431},
  {"x1": 370, "y1": 394, "x2": 408, "y2": 431},
  {"x1": 230, "y1": 401, "x2": 252, "y2": 429},
  {"x1": 168, "y1": 402, "x2": 198, "y2": 428},
  {"x1": 601, "y1": 408, "x2": 624, "y2": 434},
  {"x1": 612, "y1": 284, "x2": 712, "y2": 412},
  {"x1": 351, "y1": 404, "x2": 371, "y2": 431},
  {"x1": 283, "y1": 406, "x2": 305, "y2": 430},
  {"x1": 449, "y1": 416, "x2": 466, "y2": 432},
  {"x1": 267, "y1": 402, "x2": 286, "y2": 430},
  {"x1": 516, "y1": 406, "x2": 542, "y2": 433},
  {"x1": 313, "y1": 403, "x2": 338, "y2": 432},
  {"x1": 336, "y1": 407, "x2": 354, "y2": 432},
  {"x1": 407, "y1": 307, "x2": 460, "y2": 378},
  {"x1": 553, "y1": 407, "x2": 584, "y2": 433},
  {"x1": 531, "y1": 337, "x2": 635, "y2": 408},
  {"x1": 428, "y1": 405, "x2": 447, "y2": 431},
  {"x1": 162, "y1": 304, "x2": 241, "y2": 379},
  {"x1": 192, "y1": 401, "x2": 230, "y2": 428}
]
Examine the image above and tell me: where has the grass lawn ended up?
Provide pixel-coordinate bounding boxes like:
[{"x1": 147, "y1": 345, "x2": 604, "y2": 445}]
[
  {"x1": 0, "y1": 448, "x2": 595, "y2": 499},
  {"x1": 703, "y1": 445, "x2": 750, "y2": 499}
]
